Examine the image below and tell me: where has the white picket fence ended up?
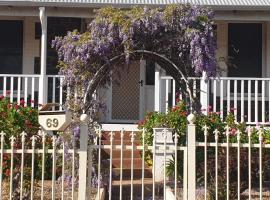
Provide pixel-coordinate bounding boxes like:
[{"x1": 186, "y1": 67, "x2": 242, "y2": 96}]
[
  {"x1": 0, "y1": 131, "x2": 80, "y2": 200},
  {"x1": 94, "y1": 120, "x2": 270, "y2": 199},
  {"x1": 2, "y1": 119, "x2": 270, "y2": 199}
]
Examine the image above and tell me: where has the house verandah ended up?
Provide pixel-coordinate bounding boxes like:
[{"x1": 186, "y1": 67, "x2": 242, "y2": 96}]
[
  {"x1": 1, "y1": 4, "x2": 270, "y2": 125},
  {"x1": 101, "y1": 19, "x2": 270, "y2": 125}
]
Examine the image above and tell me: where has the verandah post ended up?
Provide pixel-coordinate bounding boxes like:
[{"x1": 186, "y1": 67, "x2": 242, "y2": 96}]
[
  {"x1": 39, "y1": 7, "x2": 48, "y2": 106},
  {"x1": 187, "y1": 113, "x2": 196, "y2": 200},
  {"x1": 78, "y1": 114, "x2": 89, "y2": 200}
]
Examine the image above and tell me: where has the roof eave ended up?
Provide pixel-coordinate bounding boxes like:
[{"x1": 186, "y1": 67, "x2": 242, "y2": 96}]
[{"x1": 1, "y1": 1, "x2": 270, "y2": 10}]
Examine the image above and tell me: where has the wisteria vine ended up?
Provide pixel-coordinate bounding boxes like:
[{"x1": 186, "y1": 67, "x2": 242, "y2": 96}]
[
  {"x1": 52, "y1": 4, "x2": 217, "y2": 113},
  {"x1": 52, "y1": 4, "x2": 217, "y2": 191}
]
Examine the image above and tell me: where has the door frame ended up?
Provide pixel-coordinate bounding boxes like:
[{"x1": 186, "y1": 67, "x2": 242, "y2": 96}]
[{"x1": 139, "y1": 59, "x2": 146, "y2": 120}]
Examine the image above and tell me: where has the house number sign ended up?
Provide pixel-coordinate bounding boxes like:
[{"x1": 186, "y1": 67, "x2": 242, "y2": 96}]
[{"x1": 38, "y1": 103, "x2": 72, "y2": 132}]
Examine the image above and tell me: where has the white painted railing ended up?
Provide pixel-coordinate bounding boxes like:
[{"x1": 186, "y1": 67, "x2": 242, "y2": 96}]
[
  {"x1": 159, "y1": 76, "x2": 199, "y2": 113},
  {"x1": 0, "y1": 74, "x2": 65, "y2": 107},
  {"x1": 3, "y1": 74, "x2": 270, "y2": 125},
  {"x1": 158, "y1": 76, "x2": 270, "y2": 125},
  {"x1": 207, "y1": 77, "x2": 270, "y2": 125},
  {"x1": 0, "y1": 74, "x2": 40, "y2": 106},
  {"x1": 46, "y1": 75, "x2": 65, "y2": 108}
]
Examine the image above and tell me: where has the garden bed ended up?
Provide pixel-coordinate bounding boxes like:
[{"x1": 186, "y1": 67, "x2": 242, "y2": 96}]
[{"x1": 173, "y1": 187, "x2": 270, "y2": 200}]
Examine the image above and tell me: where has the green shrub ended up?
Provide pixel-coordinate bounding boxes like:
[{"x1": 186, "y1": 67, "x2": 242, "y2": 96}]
[
  {"x1": 0, "y1": 96, "x2": 39, "y2": 137},
  {"x1": 0, "y1": 97, "x2": 45, "y2": 198},
  {"x1": 138, "y1": 100, "x2": 187, "y2": 146}
]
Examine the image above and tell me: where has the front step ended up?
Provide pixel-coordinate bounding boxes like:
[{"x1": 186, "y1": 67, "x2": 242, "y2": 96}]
[
  {"x1": 103, "y1": 149, "x2": 142, "y2": 158},
  {"x1": 111, "y1": 158, "x2": 144, "y2": 168},
  {"x1": 101, "y1": 130, "x2": 154, "y2": 199},
  {"x1": 112, "y1": 168, "x2": 152, "y2": 179}
]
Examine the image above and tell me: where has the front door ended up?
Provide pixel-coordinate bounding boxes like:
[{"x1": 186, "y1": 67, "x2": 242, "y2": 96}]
[{"x1": 111, "y1": 61, "x2": 145, "y2": 122}]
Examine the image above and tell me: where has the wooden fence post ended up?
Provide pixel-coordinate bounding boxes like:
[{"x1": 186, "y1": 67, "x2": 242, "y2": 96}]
[
  {"x1": 187, "y1": 113, "x2": 196, "y2": 200},
  {"x1": 78, "y1": 114, "x2": 88, "y2": 200}
]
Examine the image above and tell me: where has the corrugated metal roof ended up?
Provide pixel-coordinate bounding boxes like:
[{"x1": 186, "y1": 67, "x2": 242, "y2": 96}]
[{"x1": 2, "y1": 0, "x2": 270, "y2": 9}]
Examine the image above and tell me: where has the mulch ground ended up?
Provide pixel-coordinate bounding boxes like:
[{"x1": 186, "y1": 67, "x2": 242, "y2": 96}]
[
  {"x1": 1, "y1": 181, "x2": 96, "y2": 200},
  {"x1": 175, "y1": 187, "x2": 270, "y2": 200}
]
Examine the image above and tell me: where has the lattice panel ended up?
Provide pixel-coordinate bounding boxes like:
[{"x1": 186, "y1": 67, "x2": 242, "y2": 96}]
[{"x1": 112, "y1": 62, "x2": 140, "y2": 120}]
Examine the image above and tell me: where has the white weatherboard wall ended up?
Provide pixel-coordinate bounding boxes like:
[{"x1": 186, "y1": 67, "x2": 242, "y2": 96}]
[
  {"x1": 22, "y1": 17, "x2": 40, "y2": 94},
  {"x1": 214, "y1": 21, "x2": 228, "y2": 98},
  {"x1": 23, "y1": 17, "x2": 40, "y2": 75},
  {"x1": 216, "y1": 21, "x2": 228, "y2": 77}
]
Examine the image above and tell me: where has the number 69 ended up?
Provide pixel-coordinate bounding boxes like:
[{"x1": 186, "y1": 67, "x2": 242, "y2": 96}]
[{"x1": 46, "y1": 118, "x2": 59, "y2": 128}]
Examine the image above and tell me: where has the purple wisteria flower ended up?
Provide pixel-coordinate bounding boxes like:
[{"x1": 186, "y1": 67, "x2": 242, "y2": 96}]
[{"x1": 52, "y1": 5, "x2": 217, "y2": 93}]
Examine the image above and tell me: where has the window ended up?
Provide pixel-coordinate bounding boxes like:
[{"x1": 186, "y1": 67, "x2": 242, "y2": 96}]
[
  {"x1": 35, "y1": 22, "x2": 41, "y2": 39},
  {"x1": 0, "y1": 20, "x2": 23, "y2": 74},
  {"x1": 228, "y1": 23, "x2": 262, "y2": 78},
  {"x1": 47, "y1": 17, "x2": 82, "y2": 75}
]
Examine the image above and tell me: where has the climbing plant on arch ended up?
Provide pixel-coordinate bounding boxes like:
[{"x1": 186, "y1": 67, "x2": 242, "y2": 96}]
[{"x1": 52, "y1": 4, "x2": 217, "y2": 115}]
